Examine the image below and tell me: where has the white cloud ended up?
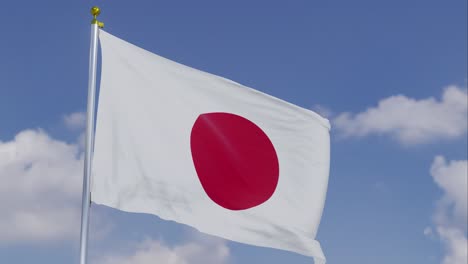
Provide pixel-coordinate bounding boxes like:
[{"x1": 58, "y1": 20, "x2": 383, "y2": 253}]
[
  {"x1": 436, "y1": 226, "x2": 467, "y2": 264},
  {"x1": 95, "y1": 236, "x2": 230, "y2": 264},
  {"x1": 0, "y1": 129, "x2": 83, "y2": 243},
  {"x1": 63, "y1": 112, "x2": 86, "y2": 130},
  {"x1": 430, "y1": 156, "x2": 467, "y2": 264},
  {"x1": 334, "y1": 85, "x2": 468, "y2": 144},
  {"x1": 0, "y1": 127, "x2": 112, "y2": 245},
  {"x1": 431, "y1": 156, "x2": 468, "y2": 227}
]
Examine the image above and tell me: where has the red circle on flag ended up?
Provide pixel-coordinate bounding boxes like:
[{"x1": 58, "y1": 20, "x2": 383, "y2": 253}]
[{"x1": 190, "y1": 112, "x2": 279, "y2": 211}]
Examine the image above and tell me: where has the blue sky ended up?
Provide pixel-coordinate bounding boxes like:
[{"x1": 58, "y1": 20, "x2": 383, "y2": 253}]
[{"x1": 0, "y1": 1, "x2": 466, "y2": 264}]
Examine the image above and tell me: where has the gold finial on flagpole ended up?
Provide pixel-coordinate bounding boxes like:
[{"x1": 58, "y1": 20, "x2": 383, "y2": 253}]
[{"x1": 90, "y1": 6, "x2": 104, "y2": 28}]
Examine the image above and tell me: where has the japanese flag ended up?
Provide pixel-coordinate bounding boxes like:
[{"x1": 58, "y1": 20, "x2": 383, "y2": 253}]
[{"x1": 92, "y1": 30, "x2": 331, "y2": 264}]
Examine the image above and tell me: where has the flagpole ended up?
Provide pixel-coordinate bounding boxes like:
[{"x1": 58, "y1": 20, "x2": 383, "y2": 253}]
[{"x1": 79, "y1": 6, "x2": 103, "y2": 264}]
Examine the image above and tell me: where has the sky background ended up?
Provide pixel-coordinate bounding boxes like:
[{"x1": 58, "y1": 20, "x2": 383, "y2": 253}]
[{"x1": 0, "y1": 1, "x2": 467, "y2": 264}]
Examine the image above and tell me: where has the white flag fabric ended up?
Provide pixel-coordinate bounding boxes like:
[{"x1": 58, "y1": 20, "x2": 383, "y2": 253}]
[{"x1": 92, "y1": 30, "x2": 330, "y2": 263}]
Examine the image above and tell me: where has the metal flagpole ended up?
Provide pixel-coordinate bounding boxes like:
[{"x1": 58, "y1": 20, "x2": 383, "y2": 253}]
[{"x1": 79, "y1": 6, "x2": 104, "y2": 264}]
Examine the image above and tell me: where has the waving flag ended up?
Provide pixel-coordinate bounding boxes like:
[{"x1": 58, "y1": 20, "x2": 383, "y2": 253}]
[{"x1": 91, "y1": 30, "x2": 331, "y2": 264}]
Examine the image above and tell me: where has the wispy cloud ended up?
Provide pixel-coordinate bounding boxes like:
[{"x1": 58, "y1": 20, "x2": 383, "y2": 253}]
[
  {"x1": 333, "y1": 85, "x2": 467, "y2": 144},
  {"x1": 429, "y1": 156, "x2": 467, "y2": 264},
  {"x1": 63, "y1": 111, "x2": 86, "y2": 130}
]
